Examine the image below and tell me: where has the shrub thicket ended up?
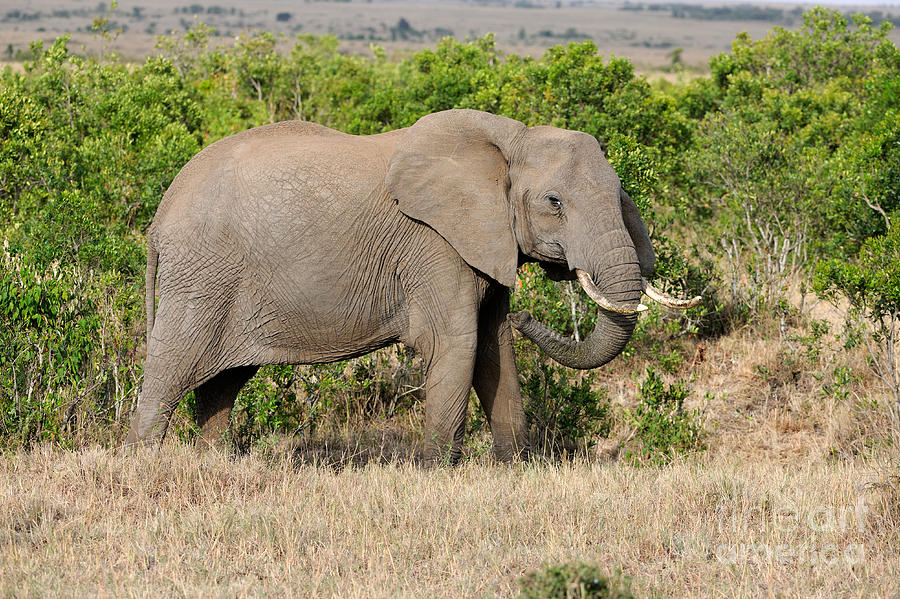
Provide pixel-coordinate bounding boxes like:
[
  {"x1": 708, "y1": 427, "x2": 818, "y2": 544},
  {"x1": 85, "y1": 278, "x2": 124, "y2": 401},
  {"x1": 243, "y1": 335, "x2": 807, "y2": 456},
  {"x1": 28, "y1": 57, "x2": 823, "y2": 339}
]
[
  {"x1": 624, "y1": 368, "x2": 705, "y2": 465},
  {"x1": 1, "y1": 8, "x2": 898, "y2": 456}
]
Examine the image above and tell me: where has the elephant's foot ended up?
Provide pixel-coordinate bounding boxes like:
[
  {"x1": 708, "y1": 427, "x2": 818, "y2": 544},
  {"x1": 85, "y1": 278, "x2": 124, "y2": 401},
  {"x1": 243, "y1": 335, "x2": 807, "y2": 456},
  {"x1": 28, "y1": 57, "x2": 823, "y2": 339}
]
[
  {"x1": 492, "y1": 438, "x2": 530, "y2": 462},
  {"x1": 423, "y1": 434, "x2": 464, "y2": 467},
  {"x1": 123, "y1": 403, "x2": 170, "y2": 449}
]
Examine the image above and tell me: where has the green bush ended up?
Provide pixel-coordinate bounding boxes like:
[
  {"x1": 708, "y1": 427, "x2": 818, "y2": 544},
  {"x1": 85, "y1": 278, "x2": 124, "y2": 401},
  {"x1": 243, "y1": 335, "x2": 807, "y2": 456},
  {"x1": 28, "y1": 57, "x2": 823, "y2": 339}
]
[
  {"x1": 226, "y1": 348, "x2": 424, "y2": 451},
  {"x1": 0, "y1": 248, "x2": 142, "y2": 448},
  {"x1": 518, "y1": 562, "x2": 634, "y2": 599},
  {"x1": 626, "y1": 368, "x2": 705, "y2": 465},
  {"x1": 710, "y1": 8, "x2": 899, "y2": 92},
  {"x1": 518, "y1": 351, "x2": 612, "y2": 456},
  {"x1": 677, "y1": 8, "x2": 900, "y2": 320},
  {"x1": 815, "y1": 219, "x2": 900, "y2": 411}
]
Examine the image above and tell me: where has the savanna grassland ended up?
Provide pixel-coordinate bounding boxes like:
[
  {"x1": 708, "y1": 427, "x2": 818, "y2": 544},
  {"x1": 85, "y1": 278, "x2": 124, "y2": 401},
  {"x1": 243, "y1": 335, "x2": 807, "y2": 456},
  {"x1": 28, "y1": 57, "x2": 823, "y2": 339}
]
[
  {"x1": 2, "y1": 4, "x2": 900, "y2": 597},
  {"x1": 2, "y1": 446, "x2": 898, "y2": 597}
]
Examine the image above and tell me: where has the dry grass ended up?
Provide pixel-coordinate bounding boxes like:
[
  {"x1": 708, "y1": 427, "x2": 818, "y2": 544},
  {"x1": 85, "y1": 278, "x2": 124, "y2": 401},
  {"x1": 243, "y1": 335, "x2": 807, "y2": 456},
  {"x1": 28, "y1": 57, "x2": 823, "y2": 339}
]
[
  {"x1": 593, "y1": 284, "x2": 900, "y2": 466},
  {"x1": 2, "y1": 443, "x2": 898, "y2": 598}
]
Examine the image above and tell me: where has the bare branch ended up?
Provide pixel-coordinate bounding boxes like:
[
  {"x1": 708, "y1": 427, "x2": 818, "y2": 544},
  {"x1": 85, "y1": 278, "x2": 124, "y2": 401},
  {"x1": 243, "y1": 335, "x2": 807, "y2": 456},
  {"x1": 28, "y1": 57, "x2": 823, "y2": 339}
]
[{"x1": 861, "y1": 194, "x2": 891, "y2": 229}]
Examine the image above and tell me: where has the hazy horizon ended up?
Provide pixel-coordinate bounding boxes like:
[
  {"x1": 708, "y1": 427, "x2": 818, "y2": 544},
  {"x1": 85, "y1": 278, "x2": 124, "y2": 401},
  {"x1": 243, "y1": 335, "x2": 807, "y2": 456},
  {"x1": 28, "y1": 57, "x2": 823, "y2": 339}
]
[{"x1": 2, "y1": 0, "x2": 897, "y2": 70}]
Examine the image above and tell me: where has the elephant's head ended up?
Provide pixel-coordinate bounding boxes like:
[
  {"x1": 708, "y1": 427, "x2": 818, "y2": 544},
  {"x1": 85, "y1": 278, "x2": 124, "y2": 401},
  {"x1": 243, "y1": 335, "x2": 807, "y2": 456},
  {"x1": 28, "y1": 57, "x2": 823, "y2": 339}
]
[{"x1": 385, "y1": 109, "x2": 698, "y2": 370}]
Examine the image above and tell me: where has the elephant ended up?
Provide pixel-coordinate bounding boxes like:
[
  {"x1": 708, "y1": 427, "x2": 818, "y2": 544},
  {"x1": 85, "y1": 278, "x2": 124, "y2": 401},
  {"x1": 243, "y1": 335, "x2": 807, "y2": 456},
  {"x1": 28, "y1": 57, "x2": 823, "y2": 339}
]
[{"x1": 125, "y1": 109, "x2": 698, "y2": 462}]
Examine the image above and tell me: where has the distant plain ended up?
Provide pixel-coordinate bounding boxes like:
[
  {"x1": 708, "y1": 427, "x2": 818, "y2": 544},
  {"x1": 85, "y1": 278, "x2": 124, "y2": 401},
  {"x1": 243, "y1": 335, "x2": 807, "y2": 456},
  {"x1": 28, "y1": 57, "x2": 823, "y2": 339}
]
[{"x1": 3, "y1": 0, "x2": 900, "y2": 70}]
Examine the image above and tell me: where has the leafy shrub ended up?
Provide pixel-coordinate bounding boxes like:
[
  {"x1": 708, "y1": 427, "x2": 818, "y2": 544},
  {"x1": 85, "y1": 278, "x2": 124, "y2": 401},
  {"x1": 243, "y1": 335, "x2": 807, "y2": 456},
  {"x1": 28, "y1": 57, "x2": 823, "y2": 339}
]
[
  {"x1": 710, "y1": 8, "x2": 900, "y2": 92},
  {"x1": 815, "y1": 219, "x2": 900, "y2": 417},
  {"x1": 226, "y1": 348, "x2": 424, "y2": 451},
  {"x1": 689, "y1": 113, "x2": 812, "y2": 309},
  {"x1": 679, "y1": 8, "x2": 900, "y2": 328},
  {"x1": 0, "y1": 248, "x2": 142, "y2": 448},
  {"x1": 518, "y1": 352, "x2": 612, "y2": 457},
  {"x1": 518, "y1": 562, "x2": 634, "y2": 599},
  {"x1": 626, "y1": 368, "x2": 704, "y2": 465}
]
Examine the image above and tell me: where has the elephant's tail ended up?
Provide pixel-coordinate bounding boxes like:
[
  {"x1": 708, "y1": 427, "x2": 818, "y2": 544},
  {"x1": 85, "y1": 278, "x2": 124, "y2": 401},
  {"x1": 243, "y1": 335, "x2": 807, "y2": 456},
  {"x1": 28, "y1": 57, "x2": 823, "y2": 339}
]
[{"x1": 145, "y1": 236, "x2": 158, "y2": 345}]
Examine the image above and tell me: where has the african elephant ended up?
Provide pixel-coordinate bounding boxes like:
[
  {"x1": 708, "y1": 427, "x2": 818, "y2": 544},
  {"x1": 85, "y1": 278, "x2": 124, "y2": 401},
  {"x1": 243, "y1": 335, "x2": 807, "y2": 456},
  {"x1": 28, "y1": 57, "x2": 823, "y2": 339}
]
[{"x1": 125, "y1": 109, "x2": 697, "y2": 462}]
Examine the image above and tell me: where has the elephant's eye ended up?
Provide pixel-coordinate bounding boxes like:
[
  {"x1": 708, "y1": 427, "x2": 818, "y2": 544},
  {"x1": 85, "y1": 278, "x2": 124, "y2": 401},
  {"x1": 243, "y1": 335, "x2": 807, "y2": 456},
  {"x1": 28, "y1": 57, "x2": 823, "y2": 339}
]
[{"x1": 547, "y1": 193, "x2": 562, "y2": 209}]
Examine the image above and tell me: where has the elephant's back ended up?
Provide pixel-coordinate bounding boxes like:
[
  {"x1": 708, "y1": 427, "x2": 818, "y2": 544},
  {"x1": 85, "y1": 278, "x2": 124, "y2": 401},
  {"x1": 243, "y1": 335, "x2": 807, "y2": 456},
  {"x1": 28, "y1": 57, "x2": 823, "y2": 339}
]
[
  {"x1": 148, "y1": 120, "x2": 409, "y2": 326},
  {"x1": 148, "y1": 122, "x2": 414, "y2": 361},
  {"x1": 151, "y1": 121, "x2": 395, "y2": 237}
]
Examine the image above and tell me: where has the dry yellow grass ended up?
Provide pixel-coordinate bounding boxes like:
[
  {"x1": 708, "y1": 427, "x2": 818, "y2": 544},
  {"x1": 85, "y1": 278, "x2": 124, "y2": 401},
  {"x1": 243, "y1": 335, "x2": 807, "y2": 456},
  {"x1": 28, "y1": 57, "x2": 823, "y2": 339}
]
[{"x1": 2, "y1": 444, "x2": 898, "y2": 598}]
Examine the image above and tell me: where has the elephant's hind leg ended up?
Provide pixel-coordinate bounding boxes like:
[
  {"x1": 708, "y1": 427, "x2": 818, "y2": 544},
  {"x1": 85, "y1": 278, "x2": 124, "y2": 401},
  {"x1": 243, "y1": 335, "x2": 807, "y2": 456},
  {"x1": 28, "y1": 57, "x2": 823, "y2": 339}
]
[
  {"x1": 473, "y1": 286, "x2": 528, "y2": 461},
  {"x1": 125, "y1": 295, "x2": 236, "y2": 447},
  {"x1": 195, "y1": 365, "x2": 258, "y2": 449},
  {"x1": 125, "y1": 349, "x2": 197, "y2": 447}
]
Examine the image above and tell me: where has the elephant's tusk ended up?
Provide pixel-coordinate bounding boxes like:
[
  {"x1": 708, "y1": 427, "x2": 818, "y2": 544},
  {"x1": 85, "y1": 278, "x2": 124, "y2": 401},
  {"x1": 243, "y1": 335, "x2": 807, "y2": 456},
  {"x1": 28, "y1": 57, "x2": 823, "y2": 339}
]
[
  {"x1": 576, "y1": 270, "x2": 648, "y2": 314},
  {"x1": 642, "y1": 278, "x2": 702, "y2": 310}
]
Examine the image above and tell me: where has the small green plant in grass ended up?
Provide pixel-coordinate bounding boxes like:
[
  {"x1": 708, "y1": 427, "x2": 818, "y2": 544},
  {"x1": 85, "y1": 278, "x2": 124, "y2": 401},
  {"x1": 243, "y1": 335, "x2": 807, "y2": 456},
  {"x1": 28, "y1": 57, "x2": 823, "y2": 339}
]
[
  {"x1": 626, "y1": 367, "x2": 704, "y2": 465},
  {"x1": 790, "y1": 318, "x2": 831, "y2": 363},
  {"x1": 823, "y1": 365, "x2": 855, "y2": 403},
  {"x1": 518, "y1": 562, "x2": 634, "y2": 599}
]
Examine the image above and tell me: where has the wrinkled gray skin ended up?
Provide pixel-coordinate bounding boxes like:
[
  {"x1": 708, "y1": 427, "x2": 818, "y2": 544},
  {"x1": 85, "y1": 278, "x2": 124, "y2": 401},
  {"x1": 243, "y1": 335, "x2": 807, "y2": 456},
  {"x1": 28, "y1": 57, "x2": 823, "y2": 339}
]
[{"x1": 125, "y1": 109, "x2": 655, "y2": 463}]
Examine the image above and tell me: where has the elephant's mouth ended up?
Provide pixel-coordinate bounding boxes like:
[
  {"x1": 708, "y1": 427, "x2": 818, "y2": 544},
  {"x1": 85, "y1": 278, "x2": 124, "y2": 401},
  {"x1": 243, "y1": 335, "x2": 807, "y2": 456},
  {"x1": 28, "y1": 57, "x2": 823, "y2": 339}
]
[
  {"x1": 510, "y1": 264, "x2": 702, "y2": 370},
  {"x1": 536, "y1": 261, "x2": 701, "y2": 312},
  {"x1": 536, "y1": 260, "x2": 575, "y2": 282},
  {"x1": 576, "y1": 270, "x2": 701, "y2": 314}
]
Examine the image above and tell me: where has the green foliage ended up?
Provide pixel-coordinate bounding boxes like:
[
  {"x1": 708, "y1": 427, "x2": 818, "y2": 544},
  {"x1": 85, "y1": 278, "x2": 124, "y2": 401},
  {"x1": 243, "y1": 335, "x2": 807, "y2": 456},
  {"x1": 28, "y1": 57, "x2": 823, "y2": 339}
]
[
  {"x1": 711, "y1": 8, "x2": 899, "y2": 92},
  {"x1": 2, "y1": 37, "x2": 201, "y2": 276},
  {"x1": 518, "y1": 351, "x2": 612, "y2": 456},
  {"x1": 0, "y1": 36, "x2": 199, "y2": 447},
  {"x1": 626, "y1": 368, "x2": 705, "y2": 465},
  {"x1": 792, "y1": 319, "x2": 831, "y2": 363},
  {"x1": 815, "y1": 221, "x2": 900, "y2": 324},
  {"x1": 0, "y1": 249, "x2": 141, "y2": 448},
  {"x1": 227, "y1": 349, "x2": 424, "y2": 450},
  {"x1": 670, "y1": 4, "x2": 791, "y2": 22},
  {"x1": 689, "y1": 111, "x2": 813, "y2": 307},
  {"x1": 822, "y1": 365, "x2": 856, "y2": 404},
  {"x1": 518, "y1": 563, "x2": 634, "y2": 599},
  {"x1": 676, "y1": 7, "x2": 900, "y2": 336},
  {"x1": 513, "y1": 265, "x2": 597, "y2": 342},
  {"x1": 3, "y1": 8, "x2": 898, "y2": 451},
  {"x1": 815, "y1": 220, "x2": 900, "y2": 406}
]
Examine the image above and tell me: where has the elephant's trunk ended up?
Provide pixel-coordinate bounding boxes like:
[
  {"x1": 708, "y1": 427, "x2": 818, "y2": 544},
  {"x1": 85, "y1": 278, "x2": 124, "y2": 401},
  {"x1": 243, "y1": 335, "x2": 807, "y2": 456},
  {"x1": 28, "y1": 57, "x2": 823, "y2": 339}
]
[
  {"x1": 509, "y1": 262, "x2": 642, "y2": 370},
  {"x1": 509, "y1": 268, "x2": 703, "y2": 369},
  {"x1": 509, "y1": 308, "x2": 637, "y2": 370}
]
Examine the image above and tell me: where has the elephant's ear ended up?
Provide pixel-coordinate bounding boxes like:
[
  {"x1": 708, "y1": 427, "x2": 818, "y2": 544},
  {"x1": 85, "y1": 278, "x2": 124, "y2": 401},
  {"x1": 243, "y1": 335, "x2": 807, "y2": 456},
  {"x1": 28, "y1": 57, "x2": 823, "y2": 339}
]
[
  {"x1": 620, "y1": 188, "x2": 656, "y2": 278},
  {"x1": 385, "y1": 110, "x2": 526, "y2": 288}
]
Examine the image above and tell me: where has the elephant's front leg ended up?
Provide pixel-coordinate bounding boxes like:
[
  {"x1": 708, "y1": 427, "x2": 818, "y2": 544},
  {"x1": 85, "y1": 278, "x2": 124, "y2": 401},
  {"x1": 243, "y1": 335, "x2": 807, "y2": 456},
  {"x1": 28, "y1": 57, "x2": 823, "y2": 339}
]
[
  {"x1": 473, "y1": 286, "x2": 529, "y2": 461},
  {"x1": 408, "y1": 282, "x2": 480, "y2": 465},
  {"x1": 420, "y1": 332, "x2": 478, "y2": 465}
]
